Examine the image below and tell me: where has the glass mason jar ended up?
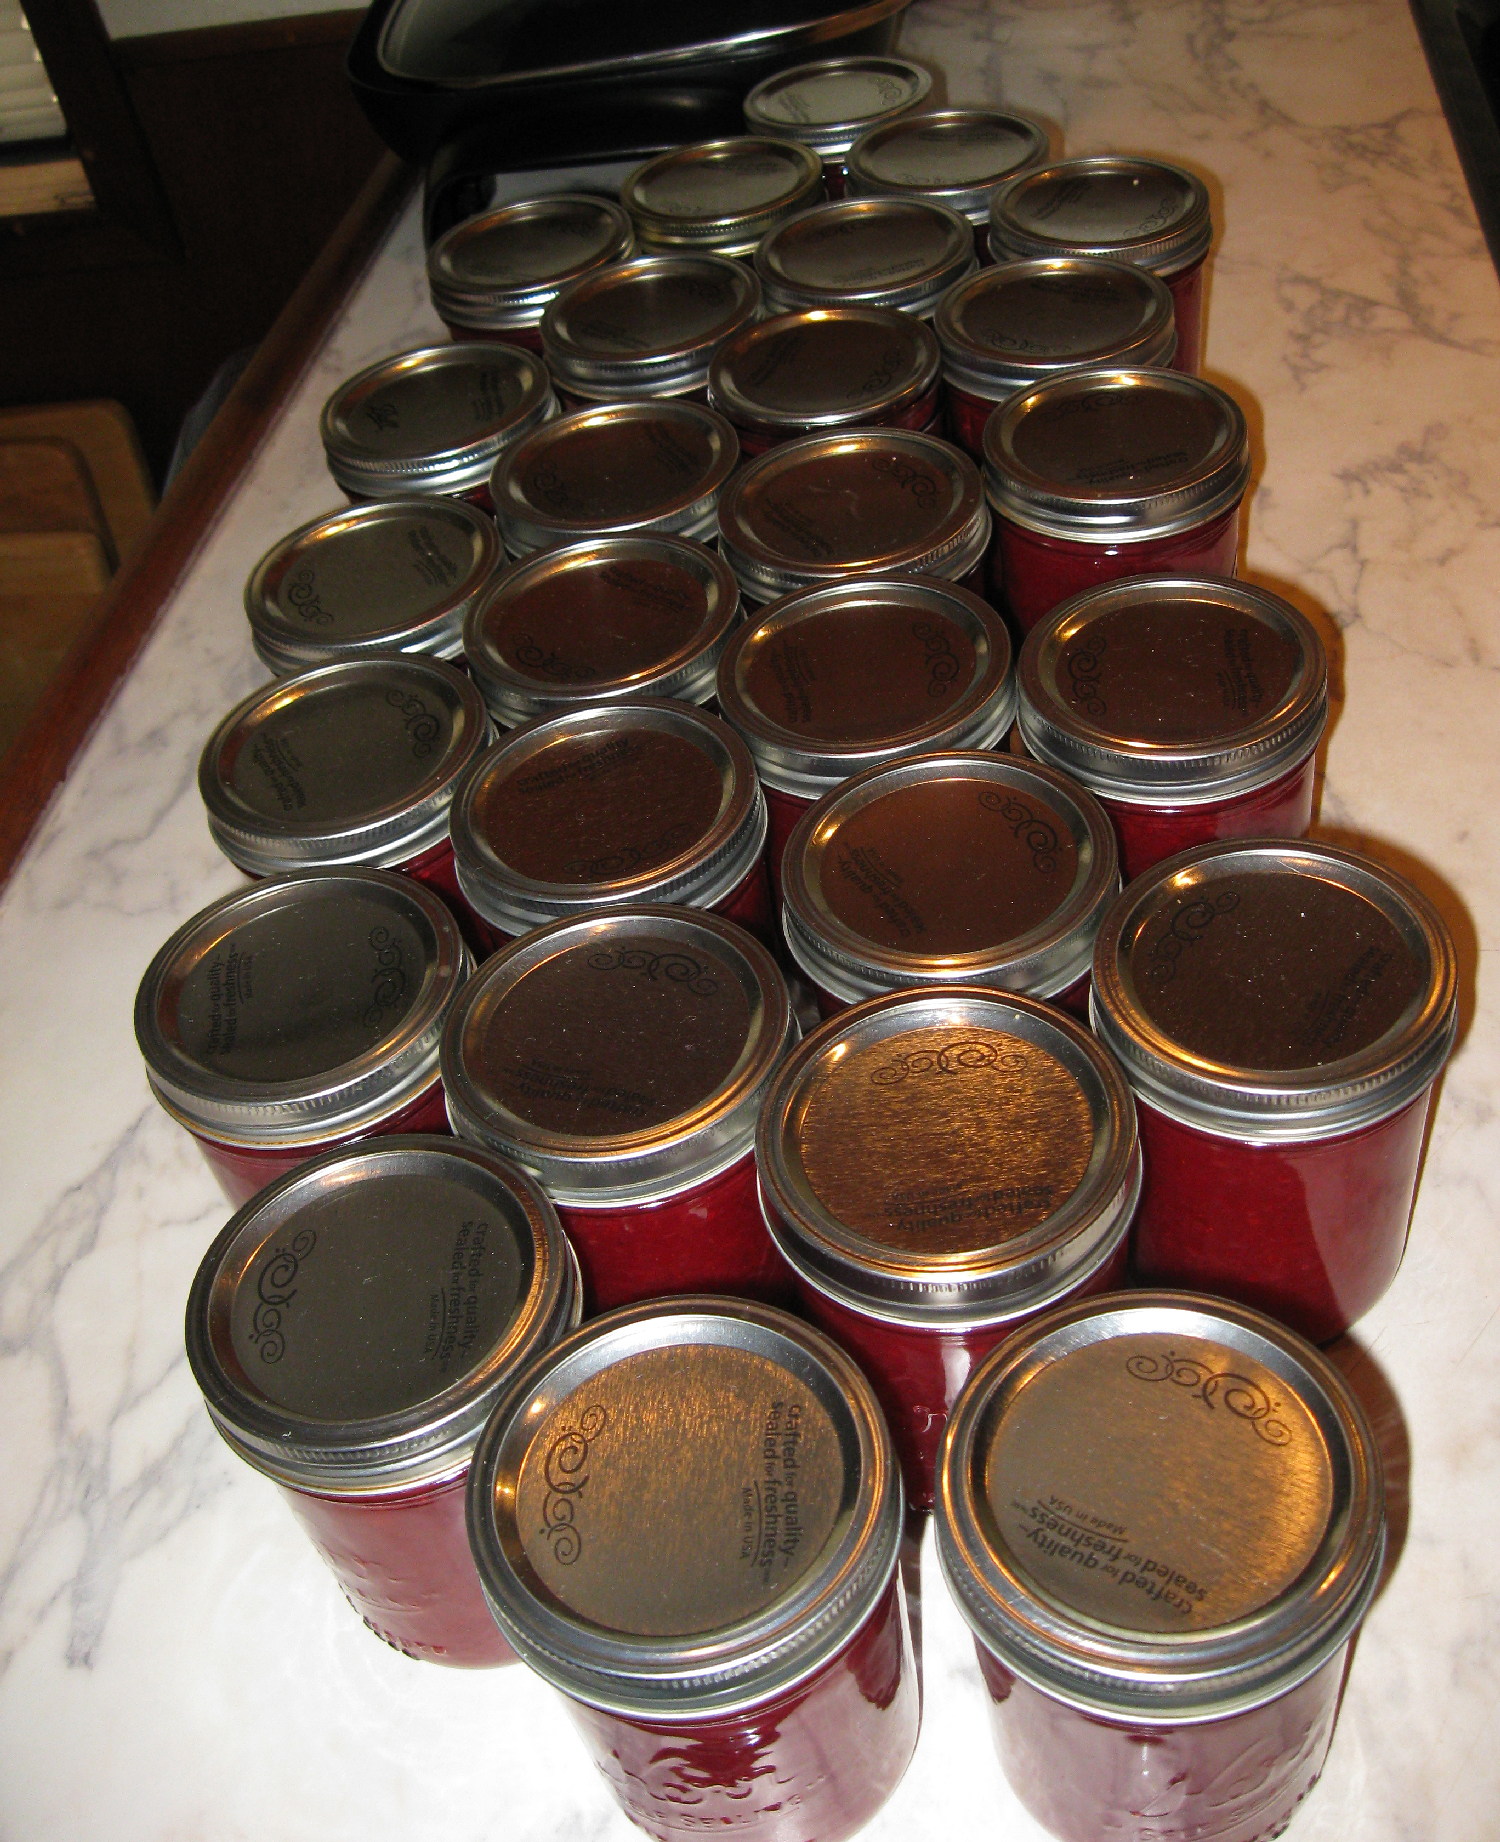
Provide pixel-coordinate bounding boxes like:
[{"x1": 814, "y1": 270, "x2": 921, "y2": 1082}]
[
  {"x1": 1091, "y1": 839, "x2": 1459, "y2": 1340},
  {"x1": 621, "y1": 135, "x2": 825, "y2": 258},
  {"x1": 184, "y1": 1136, "x2": 578, "y2": 1666},
  {"x1": 755, "y1": 195, "x2": 976, "y2": 322},
  {"x1": 466, "y1": 1296, "x2": 918, "y2": 1842},
  {"x1": 743, "y1": 54, "x2": 932, "y2": 196},
  {"x1": 936, "y1": 1291, "x2": 1387, "y2": 1842},
  {"x1": 844, "y1": 107, "x2": 1050, "y2": 257}
]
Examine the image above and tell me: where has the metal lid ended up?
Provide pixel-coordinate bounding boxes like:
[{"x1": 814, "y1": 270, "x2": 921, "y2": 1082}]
[
  {"x1": 492, "y1": 401, "x2": 740, "y2": 556},
  {"x1": 427, "y1": 193, "x2": 636, "y2": 333},
  {"x1": 1019, "y1": 576, "x2": 1328, "y2": 804},
  {"x1": 782, "y1": 751, "x2": 1119, "y2": 1004},
  {"x1": 244, "y1": 498, "x2": 502, "y2": 676},
  {"x1": 983, "y1": 369, "x2": 1251, "y2": 543},
  {"x1": 937, "y1": 1291, "x2": 1386, "y2": 1721},
  {"x1": 990, "y1": 156, "x2": 1213, "y2": 279},
  {"x1": 541, "y1": 253, "x2": 761, "y2": 401},
  {"x1": 743, "y1": 56, "x2": 932, "y2": 159},
  {"x1": 320, "y1": 343, "x2": 555, "y2": 496},
  {"x1": 718, "y1": 428, "x2": 990, "y2": 603},
  {"x1": 758, "y1": 987, "x2": 1140, "y2": 1325},
  {"x1": 717, "y1": 576, "x2": 1014, "y2": 798},
  {"x1": 448, "y1": 699, "x2": 768, "y2": 937},
  {"x1": 708, "y1": 307, "x2": 940, "y2": 444},
  {"x1": 135, "y1": 870, "x2": 470, "y2": 1147},
  {"x1": 198, "y1": 657, "x2": 492, "y2": 874},
  {"x1": 184, "y1": 1136, "x2": 578, "y2": 1492},
  {"x1": 465, "y1": 535, "x2": 740, "y2": 727},
  {"x1": 622, "y1": 137, "x2": 826, "y2": 258},
  {"x1": 935, "y1": 258, "x2": 1177, "y2": 400},
  {"x1": 755, "y1": 196, "x2": 977, "y2": 318},
  {"x1": 466, "y1": 1295, "x2": 901, "y2": 1714},
  {"x1": 1090, "y1": 839, "x2": 1459, "y2": 1141},
  {"x1": 846, "y1": 108, "x2": 1050, "y2": 224},
  {"x1": 442, "y1": 907, "x2": 794, "y2": 1205}
]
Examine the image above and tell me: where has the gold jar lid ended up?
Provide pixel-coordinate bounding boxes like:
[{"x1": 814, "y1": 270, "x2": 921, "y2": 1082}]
[
  {"x1": 743, "y1": 55, "x2": 932, "y2": 159},
  {"x1": 990, "y1": 156, "x2": 1213, "y2": 278},
  {"x1": 427, "y1": 192, "x2": 636, "y2": 334},
  {"x1": 755, "y1": 196, "x2": 977, "y2": 318},
  {"x1": 845, "y1": 107, "x2": 1050, "y2": 225},
  {"x1": 622, "y1": 136, "x2": 825, "y2": 257}
]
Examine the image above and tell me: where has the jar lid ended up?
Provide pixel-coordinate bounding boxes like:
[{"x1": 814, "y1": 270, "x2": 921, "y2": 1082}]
[
  {"x1": 441, "y1": 907, "x2": 794, "y2": 1204},
  {"x1": 427, "y1": 193, "x2": 636, "y2": 332},
  {"x1": 492, "y1": 401, "x2": 739, "y2": 556},
  {"x1": 135, "y1": 870, "x2": 470, "y2": 1147},
  {"x1": 935, "y1": 258, "x2": 1177, "y2": 400},
  {"x1": 759, "y1": 987, "x2": 1140, "y2": 1325},
  {"x1": 449, "y1": 699, "x2": 768, "y2": 936},
  {"x1": 541, "y1": 252, "x2": 760, "y2": 401},
  {"x1": 320, "y1": 343, "x2": 555, "y2": 496},
  {"x1": 1090, "y1": 839, "x2": 1459, "y2": 1141},
  {"x1": 983, "y1": 368, "x2": 1251, "y2": 542},
  {"x1": 743, "y1": 55, "x2": 932, "y2": 159},
  {"x1": 622, "y1": 136, "x2": 825, "y2": 258},
  {"x1": 718, "y1": 428, "x2": 990, "y2": 603},
  {"x1": 1019, "y1": 576, "x2": 1328, "y2": 803},
  {"x1": 755, "y1": 196, "x2": 977, "y2": 318},
  {"x1": 990, "y1": 156, "x2": 1213, "y2": 278},
  {"x1": 198, "y1": 656, "x2": 492, "y2": 875},
  {"x1": 467, "y1": 1296, "x2": 900, "y2": 1714},
  {"x1": 845, "y1": 108, "x2": 1050, "y2": 224},
  {"x1": 708, "y1": 307, "x2": 940, "y2": 445},
  {"x1": 717, "y1": 576, "x2": 1014, "y2": 798},
  {"x1": 781, "y1": 752, "x2": 1119, "y2": 1004},
  {"x1": 184, "y1": 1137, "x2": 578, "y2": 1492},
  {"x1": 465, "y1": 535, "x2": 740, "y2": 727},
  {"x1": 937, "y1": 1291, "x2": 1386, "y2": 1721}
]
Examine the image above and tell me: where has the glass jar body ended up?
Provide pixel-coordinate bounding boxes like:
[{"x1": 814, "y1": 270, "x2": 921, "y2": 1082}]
[
  {"x1": 731, "y1": 383, "x2": 944, "y2": 459},
  {"x1": 765, "y1": 783, "x2": 816, "y2": 910},
  {"x1": 1099, "y1": 750, "x2": 1318, "y2": 883},
  {"x1": 1165, "y1": 255, "x2": 1208, "y2": 375},
  {"x1": 439, "y1": 318, "x2": 547, "y2": 354},
  {"x1": 342, "y1": 479, "x2": 497, "y2": 515},
  {"x1": 399, "y1": 833, "x2": 495, "y2": 957}
]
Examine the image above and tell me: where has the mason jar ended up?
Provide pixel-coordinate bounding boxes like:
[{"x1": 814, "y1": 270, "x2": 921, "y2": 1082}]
[
  {"x1": 845, "y1": 107, "x2": 1050, "y2": 256},
  {"x1": 744, "y1": 54, "x2": 932, "y2": 195}
]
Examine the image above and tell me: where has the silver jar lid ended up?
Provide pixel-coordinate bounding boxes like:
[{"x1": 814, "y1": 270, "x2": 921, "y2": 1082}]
[
  {"x1": 467, "y1": 1296, "x2": 901, "y2": 1714},
  {"x1": 845, "y1": 108, "x2": 1050, "y2": 225},
  {"x1": 464, "y1": 535, "x2": 740, "y2": 727},
  {"x1": 937, "y1": 1291, "x2": 1386, "y2": 1721},
  {"x1": 743, "y1": 56, "x2": 932, "y2": 160},
  {"x1": 1090, "y1": 839, "x2": 1459, "y2": 1142},
  {"x1": 199, "y1": 656, "x2": 492, "y2": 875},
  {"x1": 492, "y1": 401, "x2": 740, "y2": 556},
  {"x1": 716, "y1": 576, "x2": 1014, "y2": 799},
  {"x1": 448, "y1": 699, "x2": 768, "y2": 937},
  {"x1": 427, "y1": 193, "x2": 636, "y2": 334},
  {"x1": 755, "y1": 196, "x2": 977, "y2": 319},
  {"x1": 990, "y1": 156, "x2": 1213, "y2": 279},
  {"x1": 758, "y1": 987, "x2": 1140, "y2": 1325},
  {"x1": 983, "y1": 368, "x2": 1251, "y2": 542},
  {"x1": 1019, "y1": 575, "x2": 1328, "y2": 804},
  {"x1": 441, "y1": 907, "x2": 794, "y2": 1205},
  {"x1": 718, "y1": 428, "x2": 990, "y2": 604},
  {"x1": 244, "y1": 498, "x2": 502, "y2": 676},
  {"x1": 935, "y1": 258, "x2": 1177, "y2": 401},
  {"x1": 135, "y1": 869, "x2": 470, "y2": 1148},
  {"x1": 542, "y1": 252, "x2": 761, "y2": 402},
  {"x1": 184, "y1": 1136, "x2": 579, "y2": 1493},
  {"x1": 622, "y1": 136, "x2": 825, "y2": 258},
  {"x1": 782, "y1": 751, "x2": 1119, "y2": 1005},
  {"x1": 320, "y1": 343, "x2": 555, "y2": 497}
]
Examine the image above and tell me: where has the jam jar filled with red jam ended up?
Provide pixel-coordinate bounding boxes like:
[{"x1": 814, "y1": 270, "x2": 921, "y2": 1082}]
[
  {"x1": 937, "y1": 1291, "x2": 1387, "y2": 1842},
  {"x1": 708, "y1": 307, "x2": 942, "y2": 456},
  {"x1": 744, "y1": 55, "x2": 932, "y2": 196},
  {"x1": 135, "y1": 870, "x2": 470, "y2": 1205},
  {"x1": 320, "y1": 342, "x2": 555, "y2": 511},
  {"x1": 184, "y1": 1135, "x2": 578, "y2": 1666},
  {"x1": 1018, "y1": 576, "x2": 1329, "y2": 880},
  {"x1": 758, "y1": 987, "x2": 1140, "y2": 1507},
  {"x1": 844, "y1": 108, "x2": 1050, "y2": 258},
  {"x1": 622, "y1": 136, "x2": 825, "y2": 258},
  {"x1": 441, "y1": 909, "x2": 796, "y2": 1310},
  {"x1": 984, "y1": 368, "x2": 1251, "y2": 632},
  {"x1": 990, "y1": 157, "x2": 1214, "y2": 373},
  {"x1": 782, "y1": 751, "x2": 1118, "y2": 1017},
  {"x1": 755, "y1": 195, "x2": 977, "y2": 322},
  {"x1": 1090, "y1": 840, "x2": 1458, "y2": 1341},
  {"x1": 716, "y1": 576, "x2": 1014, "y2": 904},
  {"x1": 466, "y1": 1296, "x2": 917, "y2": 1842},
  {"x1": 427, "y1": 192, "x2": 636, "y2": 350}
]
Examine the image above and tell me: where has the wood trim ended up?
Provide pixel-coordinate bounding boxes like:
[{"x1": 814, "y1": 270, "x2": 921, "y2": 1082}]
[
  {"x1": 114, "y1": 10, "x2": 367, "y2": 69},
  {"x1": 0, "y1": 147, "x2": 412, "y2": 887}
]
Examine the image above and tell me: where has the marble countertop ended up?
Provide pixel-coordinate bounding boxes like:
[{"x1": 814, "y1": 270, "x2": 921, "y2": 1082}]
[{"x1": 4, "y1": 2, "x2": 1498, "y2": 1836}]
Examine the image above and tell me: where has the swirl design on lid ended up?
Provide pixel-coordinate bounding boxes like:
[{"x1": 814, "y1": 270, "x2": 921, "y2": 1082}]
[
  {"x1": 1126, "y1": 1351, "x2": 1291, "y2": 1447},
  {"x1": 539, "y1": 1404, "x2": 609, "y2": 1566},
  {"x1": 586, "y1": 947, "x2": 719, "y2": 997},
  {"x1": 870, "y1": 1037, "x2": 1027, "y2": 1085},
  {"x1": 249, "y1": 1228, "x2": 316, "y2": 1365}
]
